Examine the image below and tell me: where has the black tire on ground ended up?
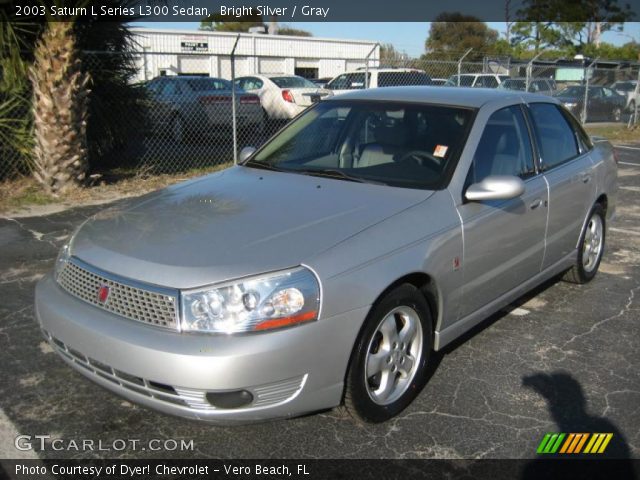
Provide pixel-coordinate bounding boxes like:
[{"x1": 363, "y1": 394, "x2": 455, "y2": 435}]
[
  {"x1": 612, "y1": 107, "x2": 622, "y2": 122},
  {"x1": 343, "y1": 283, "x2": 433, "y2": 423},
  {"x1": 563, "y1": 203, "x2": 606, "y2": 284}
]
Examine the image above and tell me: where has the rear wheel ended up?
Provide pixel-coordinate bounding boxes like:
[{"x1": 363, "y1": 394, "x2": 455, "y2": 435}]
[
  {"x1": 343, "y1": 284, "x2": 432, "y2": 423},
  {"x1": 564, "y1": 204, "x2": 606, "y2": 284}
]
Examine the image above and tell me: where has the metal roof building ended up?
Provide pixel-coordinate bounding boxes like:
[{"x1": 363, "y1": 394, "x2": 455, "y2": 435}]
[{"x1": 130, "y1": 27, "x2": 380, "y2": 82}]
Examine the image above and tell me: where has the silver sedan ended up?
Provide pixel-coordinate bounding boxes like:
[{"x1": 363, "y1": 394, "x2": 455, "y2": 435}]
[{"x1": 35, "y1": 87, "x2": 617, "y2": 423}]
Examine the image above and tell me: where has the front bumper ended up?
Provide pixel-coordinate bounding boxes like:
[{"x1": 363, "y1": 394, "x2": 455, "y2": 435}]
[{"x1": 35, "y1": 274, "x2": 367, "y2": 423}]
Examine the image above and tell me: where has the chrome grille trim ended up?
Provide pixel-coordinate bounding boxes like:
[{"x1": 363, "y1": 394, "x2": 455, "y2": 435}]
[{"x1": 56, "y1": 257, "x2": 179, "y2": 330}]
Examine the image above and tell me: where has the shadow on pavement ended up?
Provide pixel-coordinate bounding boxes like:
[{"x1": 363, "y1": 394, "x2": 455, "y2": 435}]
[{"x1": 521, "y1": 372, "x2": 636, "y2": 479}]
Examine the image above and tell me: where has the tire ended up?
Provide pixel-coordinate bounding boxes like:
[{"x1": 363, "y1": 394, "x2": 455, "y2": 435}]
[
  {"x1": 564, "y1": 204, "x2": 606, "y2": 284},
  {"x1": 612, "y1": 107, "x2": 622, "y2": 122},
  {"x1": 343, "y1": 284, "x2": 433, "y2": 423}
]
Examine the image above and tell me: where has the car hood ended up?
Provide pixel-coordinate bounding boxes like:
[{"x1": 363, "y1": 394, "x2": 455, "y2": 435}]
[{"x1": 71, "y1": 166, "x2": 433, "y2": 289}]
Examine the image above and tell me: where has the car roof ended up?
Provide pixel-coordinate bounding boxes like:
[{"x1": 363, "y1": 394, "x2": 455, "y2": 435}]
[
  {"x1": 159, "y1": 76, "x2": 227, "y2": 81},
  {"x1": 327, "y1": 86, "x2": 555, "y2": 108},
  {"x1": 454, "y1": 73, "x2": 505, "y2": 77},
  {"x1": 344, "y1": 68, "x2": 422, "y2": 74}
]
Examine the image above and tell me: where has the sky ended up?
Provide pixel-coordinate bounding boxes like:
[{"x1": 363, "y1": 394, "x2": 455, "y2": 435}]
[{"x1": 137, "y1": 22, "x2": 640, "y2": 57}]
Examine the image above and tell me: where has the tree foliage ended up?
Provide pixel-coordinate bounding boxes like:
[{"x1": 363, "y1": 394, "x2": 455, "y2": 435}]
[
  {"x1": 425, "y1": 13, "x2": 499, "y2": 60},
  {"x1": 200, "y1": 14, "x2": 265, "y2": 32},
  {"x1": 513, "y1": 0, "x2": 635, "y2": 53},
  {"x1": 277, "y1": 26, "x2": 312, "y2": 37},
  {"x1": 200, "y1": 16, "x2": 312, "y2": 36}
]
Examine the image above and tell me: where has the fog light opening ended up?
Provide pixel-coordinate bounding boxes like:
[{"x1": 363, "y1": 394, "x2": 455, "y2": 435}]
[{"x1": 205, "y1": 390, "x2": 254, "y2": 409}]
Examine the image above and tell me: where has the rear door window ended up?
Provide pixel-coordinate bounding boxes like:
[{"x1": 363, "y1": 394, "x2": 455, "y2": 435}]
[{"x1": 327, "y1": 73, "x2": 369, "y2": 90}]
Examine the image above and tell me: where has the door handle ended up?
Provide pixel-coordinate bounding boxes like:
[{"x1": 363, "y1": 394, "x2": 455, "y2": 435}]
[
  {"x1": 582, "y1": 174, "x2": 591, "y2": 184},
  {"x1": 530, "y1": 199, "x2": 542, "y2": 210}
]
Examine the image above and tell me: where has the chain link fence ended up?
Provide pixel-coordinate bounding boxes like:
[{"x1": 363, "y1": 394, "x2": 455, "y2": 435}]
[
  {"x1": 2, "y1": 40, "x2": 639, "y2": 180},
  {"x1": 0, "y1": 94, "x2": 32, "y2": 181}
]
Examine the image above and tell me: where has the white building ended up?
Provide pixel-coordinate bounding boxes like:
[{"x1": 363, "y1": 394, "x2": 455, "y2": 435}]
[{"x1": 130, "y1": 27, "x2": 380, "y2": 82}]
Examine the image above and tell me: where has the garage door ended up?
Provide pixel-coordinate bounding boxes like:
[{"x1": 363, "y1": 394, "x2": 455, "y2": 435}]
[
  {"x1": 219, "y1": 56, "x2": 251, "y2": 80},
  {"x1": 178, "y1": 55, "x2": 209, "y2": 76},
  {"x1": 259, "y1": 58, "x2": 285, "y2": 74}
]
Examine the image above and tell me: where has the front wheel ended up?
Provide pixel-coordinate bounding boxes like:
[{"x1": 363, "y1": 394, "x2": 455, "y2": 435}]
[
  {"x1": 343, "y1": 284, "x2": 432, "y2": 423},
  {"x1": 564, "y1": 204, "x2": 606, "y2": 284},
  {"x1": 612, "y1": 107, "x2": 622, "y2": 122}
]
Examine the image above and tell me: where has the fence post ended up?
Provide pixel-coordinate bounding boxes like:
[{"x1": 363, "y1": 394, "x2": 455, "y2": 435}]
[
  {"x1": 231, "y1": 34, "x2": 240, "y2": 165},
  {"x1": 633, "y1": 67, "x2": 640, "y2": 127},
  {"x1": 364, "y1": 43, "x2": 379, "y2": 89},
  {"x1": 581, "y1": 58, "x2": 598, "y2": 124},
  {"x1": 457, "y1": 48, "x2": 473, "y2": 86},
  {"x1": 526, "y1": 52, "x2": 543, "y2": 92}
]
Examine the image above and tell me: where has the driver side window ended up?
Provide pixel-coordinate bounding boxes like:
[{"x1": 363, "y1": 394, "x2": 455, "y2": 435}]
[{"x1": 466, "y1": 106, "x2": 535, "y2": 186}]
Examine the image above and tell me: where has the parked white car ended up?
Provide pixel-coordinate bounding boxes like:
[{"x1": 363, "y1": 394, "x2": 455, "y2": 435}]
[
  {"x1": 445, "y1": 73, "x2": 509, "y2": 88},
  {"x1": 325, "y1": 68, "x2": 432, "y2": 95},
  {"x1": 235, "y1": 74, "x2": 332, "y2": 121},
  {"x1": 610, "y1": 80, "x2": 640, "y2": 112}
]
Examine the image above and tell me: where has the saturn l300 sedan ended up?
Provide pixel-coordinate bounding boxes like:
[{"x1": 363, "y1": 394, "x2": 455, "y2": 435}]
[{"x1": 35, "y1": 87, "x2": 617, "y2": 423}]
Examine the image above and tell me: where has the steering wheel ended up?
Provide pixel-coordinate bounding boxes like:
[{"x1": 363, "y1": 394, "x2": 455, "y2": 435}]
[{"x1": 396, "y1": 150, "x2": 443, "y2": 170}]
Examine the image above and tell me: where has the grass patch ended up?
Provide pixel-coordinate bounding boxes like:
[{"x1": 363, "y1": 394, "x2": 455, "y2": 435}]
[
  {"x1": 0, "y1": 162, "x2": 232, "y2": 216},
  {"x1": 585, "y1": 124, "x2": 640, "y2": 144}
]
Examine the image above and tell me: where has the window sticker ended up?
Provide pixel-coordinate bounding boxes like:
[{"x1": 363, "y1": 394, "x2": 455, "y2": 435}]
[{"x1": 434, "y1": 145, "x2": 448, "y2": 158}]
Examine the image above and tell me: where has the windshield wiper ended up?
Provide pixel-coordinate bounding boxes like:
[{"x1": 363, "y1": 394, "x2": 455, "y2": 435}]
[
  {"x1": 243, "y1": 159, "x2": 287, "y2": 172},
  {"x1": 293, "y1": 168, "x2": 385, "y2": 185}
]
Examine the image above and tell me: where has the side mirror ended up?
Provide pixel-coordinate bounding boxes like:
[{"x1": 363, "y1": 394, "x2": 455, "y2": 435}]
[
  {"x1": 239, "y1": 146, "x2": 256, "y2": 163},
  {"x1": 465, "y1": 175, "x2": 526, "y2": 202}
]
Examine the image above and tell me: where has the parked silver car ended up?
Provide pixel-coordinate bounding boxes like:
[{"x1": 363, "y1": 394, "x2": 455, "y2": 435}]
[{"x1": 35, "y1": 87, "x2": 617, "y2": 424}]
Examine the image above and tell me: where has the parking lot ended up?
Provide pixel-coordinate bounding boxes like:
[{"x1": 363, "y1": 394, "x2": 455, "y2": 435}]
[{"x1": 0, "y1": 145, "x2": 638, "y2": 460}]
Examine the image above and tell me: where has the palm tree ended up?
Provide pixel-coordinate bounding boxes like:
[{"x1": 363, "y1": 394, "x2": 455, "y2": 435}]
[
  {"x1": 30, "y1": 20, "x2": 90, "y2": 194},
  {"x1": 0, "y1": 12, "x2": 40, "y2": 179}
]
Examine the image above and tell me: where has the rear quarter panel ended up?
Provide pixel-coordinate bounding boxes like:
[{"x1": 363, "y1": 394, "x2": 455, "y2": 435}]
[{"x1": 590, "y1": 138, "x2": 618, "y2": 224}]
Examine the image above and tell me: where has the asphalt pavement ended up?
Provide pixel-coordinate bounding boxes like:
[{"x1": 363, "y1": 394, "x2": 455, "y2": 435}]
[{"x1": 0, "y1": 146, "x2": 638, "y2": 460}]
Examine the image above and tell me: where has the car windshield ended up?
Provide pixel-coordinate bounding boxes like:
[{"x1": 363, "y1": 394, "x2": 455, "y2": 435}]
[
  {"x1": 499, "y1": 80, "x2": 526, "y2": 91},
  {"x1": 447, "y1": 76, "x2": 475, "y2": 87},
  {"x1": 377, "y1": 71, "x2": 432, "y2": 87},
  {"x1": 613, "y1": 82, "x2": 637, "y2": 92},
  {"x1": 185, "y1": 78, "x2": 232, "y2": 91},
  {"x1": 270, "y1": 76, "x2": 318, "y2": 89},
  {"x1": 245, "y1": 100, "x2": 474, "y2": 190},
  {"x1": 556, "y1": 86, "x2": 584, "y2": 96}
]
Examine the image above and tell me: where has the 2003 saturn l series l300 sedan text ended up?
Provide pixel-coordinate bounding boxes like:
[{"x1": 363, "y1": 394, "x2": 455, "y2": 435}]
[{"x1": 35, "y1": 87, "x2": 617, "y2": 423}]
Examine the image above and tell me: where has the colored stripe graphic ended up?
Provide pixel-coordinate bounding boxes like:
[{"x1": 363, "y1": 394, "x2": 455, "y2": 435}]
[{"x1": 538, "y1": 433, "x2": 613, "y2": 454}]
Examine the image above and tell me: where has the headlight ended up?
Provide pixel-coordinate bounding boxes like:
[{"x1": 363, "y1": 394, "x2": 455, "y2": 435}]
[
  {"x1": 180, "y1": 267, "x2": 320, "y2": 334},
  {"x1": 54, "y1": 243, "x2": 71, "y2": 280}
]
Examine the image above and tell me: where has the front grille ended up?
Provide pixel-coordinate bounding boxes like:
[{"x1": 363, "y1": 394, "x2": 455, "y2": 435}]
[
  {"x1": 57, "y1": 259, "x2": 179, "y2": 330},
  {"x1": 45, "y1": 331, "x2": 307, "y2": 411}
]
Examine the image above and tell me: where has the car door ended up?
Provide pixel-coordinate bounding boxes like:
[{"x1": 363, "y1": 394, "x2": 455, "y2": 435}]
[
  {"x1": 588, "y1": 87, "x2": 605, "y2": 120},
  {"x1": 457, "y1": 105, "x2": 548, "y2": 317},
  {"x1": 527, "y1": 102, "x2": 596, "y2": 270}
]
